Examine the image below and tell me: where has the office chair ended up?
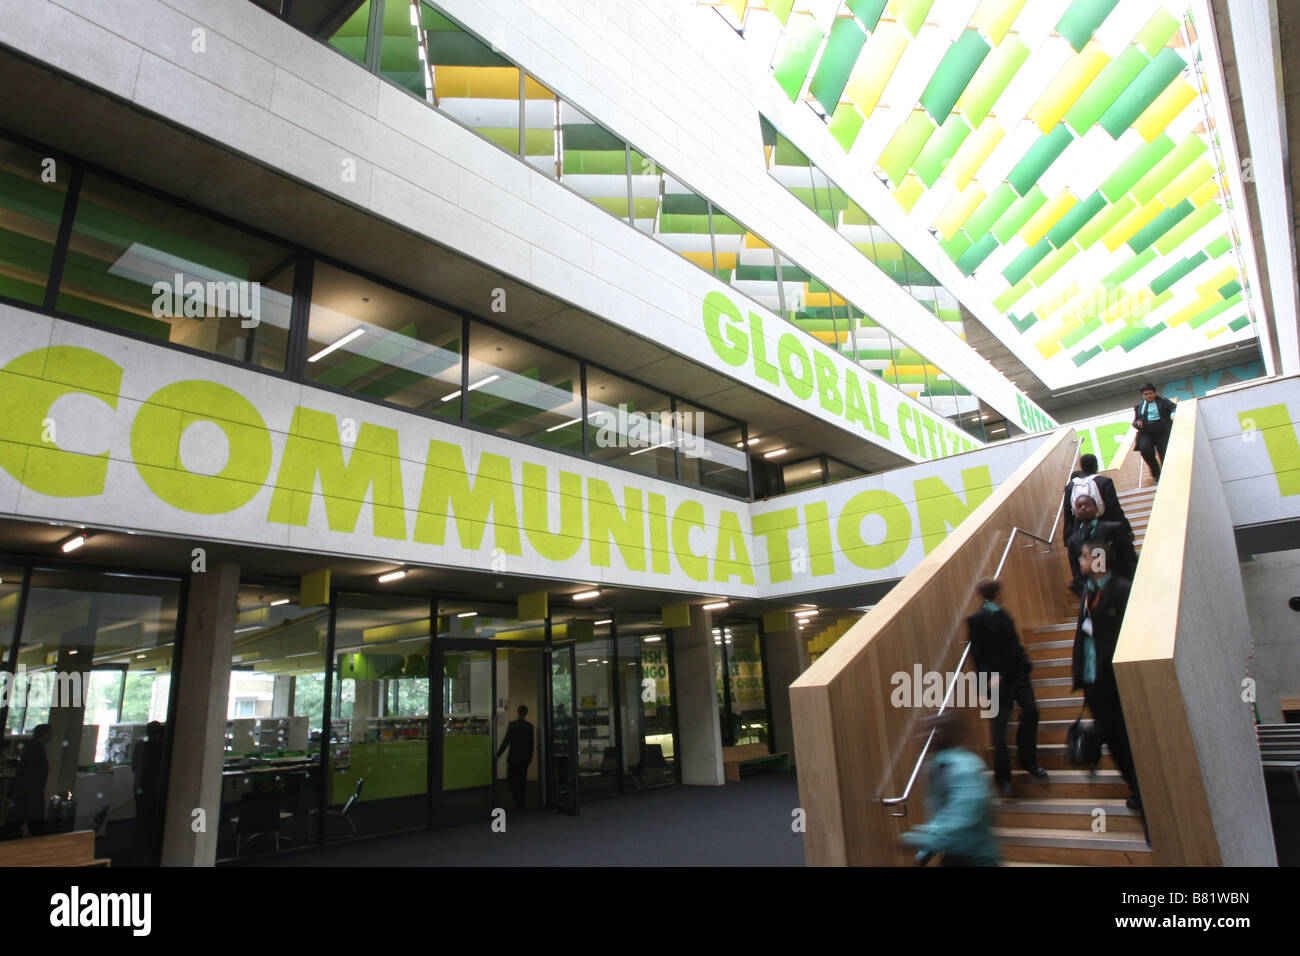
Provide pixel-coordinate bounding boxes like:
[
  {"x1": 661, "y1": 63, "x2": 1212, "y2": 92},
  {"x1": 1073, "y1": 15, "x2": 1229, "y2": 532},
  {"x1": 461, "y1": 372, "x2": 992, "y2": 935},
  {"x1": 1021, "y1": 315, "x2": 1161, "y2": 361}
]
[
  {"x1": 323, "y1": 776, "x2": 364, "y2": 837},
  {"x1": 232, "y1": 791, "x2": 283, "y2": 856}
]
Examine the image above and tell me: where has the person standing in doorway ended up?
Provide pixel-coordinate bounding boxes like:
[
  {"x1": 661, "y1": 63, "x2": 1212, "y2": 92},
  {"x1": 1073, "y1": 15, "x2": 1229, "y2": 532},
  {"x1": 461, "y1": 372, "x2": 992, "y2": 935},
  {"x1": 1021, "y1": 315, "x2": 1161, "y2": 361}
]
[
  {"x1": 1133, "y1": 384, "x2": 1176, "y2": 484},
  {"x1": 496, "y1": 705, "x2": 534, "y2": 812},
  {"x1": 966, "y1": 580, "x2": 1046, "y2": 797}
]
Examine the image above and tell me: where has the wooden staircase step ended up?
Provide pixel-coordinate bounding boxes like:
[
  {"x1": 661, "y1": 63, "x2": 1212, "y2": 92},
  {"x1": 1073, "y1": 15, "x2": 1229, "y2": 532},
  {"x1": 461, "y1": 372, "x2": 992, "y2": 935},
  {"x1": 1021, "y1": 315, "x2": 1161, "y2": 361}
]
[
  {"x1": 1008, "y1": 718, "x2": 1075, "y2": 745},
  {"x1": 996, "y1": 798, "x2": 1144, "y2": 833},
  {"x1": 1030, "y1": 677, "x2": 1078, "y2": 699},
  {"x1": 1027, "y1": 640, "x2": 1073, "y2": 660},
  {"x1": 995, "y1": 827, "x2": 1151, "y2": 866},
  {"x1": 996, "y1": 769, "x2": 1129, "y2": 798}
]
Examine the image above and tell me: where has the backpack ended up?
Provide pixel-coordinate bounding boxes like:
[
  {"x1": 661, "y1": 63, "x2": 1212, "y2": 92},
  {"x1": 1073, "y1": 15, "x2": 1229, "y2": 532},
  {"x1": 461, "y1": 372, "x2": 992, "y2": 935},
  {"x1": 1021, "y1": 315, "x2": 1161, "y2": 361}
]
[{"x1": 1069, "y1": 474, "x2": 1106, "y2": 517}]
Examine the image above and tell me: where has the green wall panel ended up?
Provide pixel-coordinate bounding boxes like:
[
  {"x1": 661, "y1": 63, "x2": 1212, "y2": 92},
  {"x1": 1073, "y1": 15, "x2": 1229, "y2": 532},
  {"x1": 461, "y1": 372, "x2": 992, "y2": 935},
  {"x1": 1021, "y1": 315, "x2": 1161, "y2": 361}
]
[
  {"x1": 914, "y1": 114, "x2": 972, "y2": 186},
  {"x1": 1150, "y1": 252, "x2": 1208, "y2": 295},
  {"x1": 811, "y1": 17, "x2": 868, "y2": 114},
  {"x1": 1007, "y1": 124, "x2": 1074, "y2": 196},
  {"x1": 1066, "y1": 46, "x2": 1150, "y2": 134},
  {"x1": 1056, "y1": 0, "x2": 1121, "y2": 53},
  {"x1": 1046, "y1": 190, "x2": 1107, "y2": 248},
  {"x1": 920, "y1": 30, "x2": 991, "y2": 122},
  {"x1": 773, "y1": 16, "x2": 825, "y2": 101},
  {"x1": 960, "y1": 36, "x2": 1030, "y2": 128},
  {"x1": 1098, "y1": 47, "x2": 1186, "y2": 139},
  {"x1": 1100, "y1": 134, "x2": 1175, "y2": 202}
]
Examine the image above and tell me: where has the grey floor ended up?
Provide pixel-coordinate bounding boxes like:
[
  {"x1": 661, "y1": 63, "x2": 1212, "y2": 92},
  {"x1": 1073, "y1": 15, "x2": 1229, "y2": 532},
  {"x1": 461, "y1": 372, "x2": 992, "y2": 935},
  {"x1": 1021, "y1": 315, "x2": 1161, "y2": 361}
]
[{"x1": 239, "y1": 772, "x2": 805, "y2": 867}]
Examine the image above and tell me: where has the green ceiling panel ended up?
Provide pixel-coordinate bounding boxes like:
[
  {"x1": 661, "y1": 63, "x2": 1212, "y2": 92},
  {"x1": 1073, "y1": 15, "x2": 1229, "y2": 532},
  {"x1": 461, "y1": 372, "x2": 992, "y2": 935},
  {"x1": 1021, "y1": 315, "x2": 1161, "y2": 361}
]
[
  {"x1": 894, "y1": 0, "x2": 936, "y2": 37},
  {"x1": 1205, "y1": 235, "x2": 1232, "y2": 259},
  {"x1": 920, "y1": 30, "x2": 991, "y2": 122},
  {"x1": 1003, "y1": 238, "x2": 1053, "y2": 286},
  {"x1": 940, "y1": 231, "x2": 974, "y2": 262},
  {"x1": 993, "y1": 277, "x2": 1033, "y2": 312},
  {"x1": 773, "y1": 16, "x2": 825, "y2": 101},
  {"x1": 955, "y1": 233, "x2": 1000, "y2": 275},
  {"x1": 1187, "y1": 293, "x2": 1240, "y2": 329},
  {"x1": 1061, "y1": 317, "x2": 1103, "y2": 348},
  {"x1": 1098, "y1": 47, "x2": 1187, "y2": 139},
  {"x1": 1073, "y1": 345, "x2": 1103, "y2": 366},
  {"x1": 1101, "y1": 134, "x2": 1175, "y2": 202},
  {"x1": 1153, "y1": 201, "x2": 1221, "y2": 254},
  {"x1": 1132, "y1": 136, "x2": 1207, "y2": 204},
  {"x1": 1076, "y1": 195, "x2": 1137, "y2": 249},
  {"x1": 1028, "y1": 240, "x2": 1080, "y2": 286},
  {"x1": 811, "y1": 17, "x2": 868, "y2": 114},
  {"x1": 766, "y1": 0, "x2": 795, "y2": 25},
  {"x1": 1065, "y1": 46, "x2": 1150, "y2": 134},
  {"x1": 879, "y1": 110, "x2": 936, "y2": 184},
  {"x1": 1228, "y1": 316, "x2": 1251, "y2": 332},
  {"x1": 828, "y1": 103, "x2": 866, "y2": 152},
  {"x1": 1046, "y1": 190, "x2": 1108, "y2": 248},
  {"x1": 1103, "y1": 247, "x2": 1157, "y2": 286},
  {"x1": 1136, "y1": 10, "x2": 1181, "y2": 56},
  {"x1": 1121, "y1": 323, "x2": 1166, "y2": 351},
  {"x1": 1219, "y1": 279, "x2": 1243, "y2": 298},
  {"x1": 964, "y1": 182, "x2": 1017, "y2": 239},
  {"x1": 1056, "y1": 0, "x2": 1121, "y2": 53},
  {"x1": 1150, "y1": 252, "x2": 1208, "y2": 294},
  {"x1": 1101, "y1": 323, "x2": 1138, "y2": 350},
  {"x1": 914, "y1": 114, "x2": 972, "y2": 186},
  {"x1": 848, "y1": 0, "x2": 889, "y2": 31},
  {"x1": 992, "y1": 185, "x2": 1047, "y2": 243},
  {"x1": 1010, "y1": 312, "x2": 1039, "y2": 333},
  {"x1": 960, "y1": 36, "x2": 1030, "y2": 128},
  {"x1": 1127, "y1": 198, "x2": 1195, "y2": 254},
  {"x1": 1007, "y1": 124, "x2": 1074, "y2": 196}
]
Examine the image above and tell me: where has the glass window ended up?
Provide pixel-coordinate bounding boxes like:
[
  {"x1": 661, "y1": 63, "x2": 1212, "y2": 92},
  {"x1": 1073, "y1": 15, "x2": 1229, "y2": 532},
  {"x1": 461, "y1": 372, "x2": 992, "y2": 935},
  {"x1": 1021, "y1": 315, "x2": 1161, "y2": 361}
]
[
  {"x1": 710, "y1": 205, "x2": 783, "y2": 313},
  {"x1": 465, "y1": 320, "x2": 583, "y2": 452},
  {"x1": 558, "y1": 101, "x2": 630, "y2": 220},
  {"x1": 570, "y1": 617, "x2": 615, "y2": 800},
  {"x1": 0, "y1": 138, "x2": 67, "y2": 307},
  {"x1": 328, "y1": 594, "x2": 431, "y2": 840},
  {"x1": 55, "y1": 174, "x2": 295, "y2": 370},
  {"x1": 824, "y1": 457, "x2": 865, "y2": 484},
  {"x1": 653, "y1": 172, "x2": 713, "y2": 271},
  {"x1": 617, "y1": 618, "x2": 676, "y2": 790},
  {"x1": 424, "y1": 5, "x2": 522, "y2": 151},
  {"x1": 1, "y1": 569, "x2": 180, "y2": 866},
  {"x1": 781, "y1": 456, "x2": 825, "y2": 492},
  {"x1": 523, "y1": 76, "x2": 560, "y2": 177},
  {"x1": 585, "y1": 366, "x2": 676, "y2": 479},
  {"x1": 674, "y1": 401, "x2": 749, "y2": 498},
  {"x1": 218, "y1": 585, "x2": 328, "y2": 860},
  {"x1": 324, "y1": 1, "x2": 372, "y2": 65},
  {"x1": 437, "y1": 603, "x2": 546, "y2": 643},
  {"x1": 714, "y1": 620, "x2": 768, "y2": 748},
  {"x1": 305, "y1": 261, "x2": 462, "y2": 417},
  {"x1": 628, "y1": 147, "x2": 658, "y2": 233},
  {"x1": 379, "y1": 0, "x2": 426, "y2": 99}
]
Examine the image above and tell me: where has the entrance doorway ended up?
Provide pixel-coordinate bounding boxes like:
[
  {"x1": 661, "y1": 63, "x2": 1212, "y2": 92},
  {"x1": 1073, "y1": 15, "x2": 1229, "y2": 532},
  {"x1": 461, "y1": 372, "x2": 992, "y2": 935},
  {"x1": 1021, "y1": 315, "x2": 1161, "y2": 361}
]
[{"x1": 435, "y1": 642, "x2": 545, "y2": 825}]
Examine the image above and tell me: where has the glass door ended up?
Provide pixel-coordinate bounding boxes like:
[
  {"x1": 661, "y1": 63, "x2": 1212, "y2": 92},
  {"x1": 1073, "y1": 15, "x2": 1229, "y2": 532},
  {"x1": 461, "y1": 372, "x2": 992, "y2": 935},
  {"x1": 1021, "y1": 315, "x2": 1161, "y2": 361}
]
[
  {"x1": 493, "y1": 645, "x2": 545, "y2": 814},
  {"x1": 437, "y1": 644, "x2": 495, "y2": 826},
  {"x1": 547, "y1": 643, "x2": 578, "y2": 814}
]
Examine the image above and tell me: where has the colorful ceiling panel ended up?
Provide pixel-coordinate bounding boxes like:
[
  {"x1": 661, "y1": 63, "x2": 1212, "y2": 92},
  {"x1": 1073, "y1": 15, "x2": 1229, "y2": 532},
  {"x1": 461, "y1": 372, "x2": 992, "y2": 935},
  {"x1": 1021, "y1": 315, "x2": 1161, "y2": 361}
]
[{"x1": 701, "y1": 0, "x2": 1259, "y2": 385}]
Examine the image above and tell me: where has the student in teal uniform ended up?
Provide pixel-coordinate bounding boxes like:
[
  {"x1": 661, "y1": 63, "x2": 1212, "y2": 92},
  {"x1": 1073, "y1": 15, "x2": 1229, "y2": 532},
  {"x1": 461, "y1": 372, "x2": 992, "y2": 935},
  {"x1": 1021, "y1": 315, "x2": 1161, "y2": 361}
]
[
  {"x1": 1132, "y1": 383, "x2": 1176, "y2": 484},
  {"x1": 901, "y1": 710, "x2": 999, "y2": 866}
]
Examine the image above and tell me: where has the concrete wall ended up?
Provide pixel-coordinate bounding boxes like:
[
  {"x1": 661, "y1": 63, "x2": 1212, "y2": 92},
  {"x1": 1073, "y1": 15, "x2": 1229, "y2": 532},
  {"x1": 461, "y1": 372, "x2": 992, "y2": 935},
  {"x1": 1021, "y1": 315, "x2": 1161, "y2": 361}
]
[{"x1": 1240, "y1": 549, "x2": 1300, "y2": 722}]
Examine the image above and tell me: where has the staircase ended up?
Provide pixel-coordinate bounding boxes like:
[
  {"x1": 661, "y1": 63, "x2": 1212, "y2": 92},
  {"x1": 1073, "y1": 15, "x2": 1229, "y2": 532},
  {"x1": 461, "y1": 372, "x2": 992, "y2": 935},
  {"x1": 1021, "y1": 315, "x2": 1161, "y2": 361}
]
[{"x1": 992, "y1": 471, "x2": 1157, "y2": 866}]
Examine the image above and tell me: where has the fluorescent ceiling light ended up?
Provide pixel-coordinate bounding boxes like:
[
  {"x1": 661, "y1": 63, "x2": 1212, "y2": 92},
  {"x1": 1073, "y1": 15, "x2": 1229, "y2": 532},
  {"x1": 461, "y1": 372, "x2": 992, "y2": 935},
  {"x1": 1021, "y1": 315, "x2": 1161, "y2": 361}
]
[
  {"x1": 643, "y1": 636, "x2": 661, "y2": 643},
  {"x1": 573, "y1": 589, "x2": 600, "y2": 601},
  {"x1": 441, "y1": 389, "x2": 462, "y2": 402},
  {"x1": 377, "y1": 569, "x2": 407, "y2": 584},
  {"x1": 60, "y1": 533, "x2": 87, "y2": 553},
  {"x1": 546, "y1": 417, "x2": 582, "y2": 432},
  {"x1": 307, "y1": 327, "x2": 364, "y2": 363},
  {"x1": 763, "y1": 448, "x2": 788, "y2": 458},
  {"x1": 270, "y1": 599, "x2": 290, "y2": 607},
  {"x1": 795, "y1": 609, "x2": 818, "y2": 618},
  {"x1": 595, "y1": 619, "x2": 612, "y2": 625},
  {"x1": 702, "y1": 601, "x2": 729, "y2": 611},
  {"x1": 629, "y1": 441, "x2": 672, "y2": 457},
  {"x1": 456, "y1": 611, "x2": 477, "y2": 618},
  {"x1": 468, "y1": 374, "x2": 499, "y2": 391}
]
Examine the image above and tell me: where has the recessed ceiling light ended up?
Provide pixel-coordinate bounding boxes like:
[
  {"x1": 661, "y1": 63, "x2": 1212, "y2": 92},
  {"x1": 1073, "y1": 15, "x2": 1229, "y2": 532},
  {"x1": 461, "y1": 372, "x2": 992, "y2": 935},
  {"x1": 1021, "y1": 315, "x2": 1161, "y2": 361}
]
[
  {"x1": 60, "y1": 533, "x2": 88, "y2": 553},
  {"x1": 573, "y1": 589, "x2": 601, "y2": 601},
  {"x1": 702, "y1": 601, "x2": 729, "y2": 611},
  {"x1": 764, "y1": 448, "x2": 788, "y2": 458}
]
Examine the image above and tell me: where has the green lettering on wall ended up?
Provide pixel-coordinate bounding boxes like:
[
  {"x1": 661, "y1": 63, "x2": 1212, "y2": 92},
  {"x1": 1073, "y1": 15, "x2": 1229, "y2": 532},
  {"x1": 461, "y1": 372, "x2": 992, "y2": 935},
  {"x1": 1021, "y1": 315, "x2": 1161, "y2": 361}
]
[
  {"x1": 671, "y1": 500, "x2": 709, "y2": 582},
  {"x1": 751, "y1": 508, "x2": 800, "y2": 583},
  {"x1": 0, "y1": 346, "x2": 122, "y2": 497},
  {"x1": 521, "y1": 462, "x2": 583, "y2": 560},
  {"x1": 896, "y1": 404, "x2": 919, "y2": 455},
  {"x1": 647, "y1": 491, "x2": 671, "y2": 574},
  {"x1": 1241, "y1": 405, "x2": 1300, "y2": 496},
  {"x1": 133, "y1": 380, "x2": 271, "y2": 515},
  {"x1": 842, "y1": 369, "x2": 873, "y2": 433},
  {"x1": 866, "y1": 379, "x2": 890, "y2": 440},
  {"x1": 587, "y1": 479, "x2": 646, "y2": 571},
  {"x1": 267, "y1": 406, "x2": 405, "y2": 536},
  {"x1": 914, "y1": 466, "x2": 993, "y2": 554},
  {"x1": 413, "y1": 441, "x2": 522, "y2": 554},
  {"x1": 749, "y1": 312, "x2": 780, "y2": 386},
  {"x1": 812, "y1": 352, "x2": 843, "y2": 415},
  {"x1": 777, "y1": 333, "x2": 814, "y2": 400},
  {"x1": 837, "y1": 489, "x2": 911, "y2": 570},
  {"x1": 803, "y1": 501, "x2": 836, "y2": 576},
  {"x1": 702, "y1": 291, "x2": 749, "y2": 366},
  {"x1": 713, "y1": 510, "x2": 755, "y2": 585}
]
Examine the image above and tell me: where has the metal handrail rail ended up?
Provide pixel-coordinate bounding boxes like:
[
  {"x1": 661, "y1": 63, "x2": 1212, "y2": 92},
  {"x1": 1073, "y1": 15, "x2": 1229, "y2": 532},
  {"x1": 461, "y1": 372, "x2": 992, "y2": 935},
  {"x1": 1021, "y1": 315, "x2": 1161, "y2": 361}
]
[
  {"x1": 1045, "y1": 436, "x2": 1082, "y2": 547},
  {"x1": 881, "y1": 434, "x2": 1079, "y2": 818}
]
